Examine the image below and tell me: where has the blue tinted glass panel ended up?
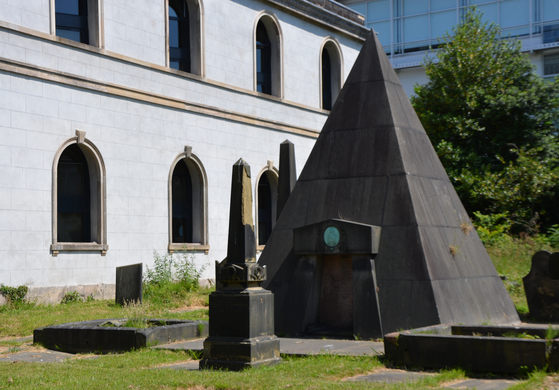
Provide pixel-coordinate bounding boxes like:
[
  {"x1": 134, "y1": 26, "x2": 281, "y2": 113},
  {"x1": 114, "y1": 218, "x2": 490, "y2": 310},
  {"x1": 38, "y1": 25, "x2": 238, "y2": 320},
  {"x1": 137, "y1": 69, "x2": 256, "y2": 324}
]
[
  {"x1": 169, "y1": 18, "x2": 179, "y2": 48},
  {"x1": 431, "y1": 10, "x2": 456, "y2": 40},
  {"x1": 470, "y1": 0, "x2": 493, "y2": 4},
  {"x1": 367, "y1": 0, "x2": 390, "y2": 21},
  {"x1": 478, "y1": 3, "x2": 498, "y2": 24},
  {"x1": 404, "y1": 15, "x2": 429, "y2": 44},
  {"x1": 373, "y1": 20, "x2": 391, "y2": 46},
  {"x1": 56, "y1": 0, "x2": 79, "y2": 15},
  {"x1": 348, "y1": 3, "x2": 367, "y2": 16},
  {"x1": 404, "y1": 0, "x2": 428, "y2": 15},
  {"x1": 431, "y1": 0, "x2": 455, "y2": 11},
  {"x1": 543, "y1": 0, "x2": 559, "y2": 22},
  {"x1": 56, "y1": 28, "x2": 81, "y2": 42},
  {"x1": 170, "y1": 60, "x2": 180, "y2": 70},
  {"x1": 500, "y1": 0, "x2": 529, "y2": 28}
]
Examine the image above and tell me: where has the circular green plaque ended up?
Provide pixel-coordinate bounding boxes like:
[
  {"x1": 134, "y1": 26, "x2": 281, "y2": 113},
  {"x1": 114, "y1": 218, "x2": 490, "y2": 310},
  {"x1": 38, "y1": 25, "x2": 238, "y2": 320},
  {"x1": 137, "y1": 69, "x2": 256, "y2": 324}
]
[{"x1": 323, "y1": 226, "x2": 340, "y2": 248}]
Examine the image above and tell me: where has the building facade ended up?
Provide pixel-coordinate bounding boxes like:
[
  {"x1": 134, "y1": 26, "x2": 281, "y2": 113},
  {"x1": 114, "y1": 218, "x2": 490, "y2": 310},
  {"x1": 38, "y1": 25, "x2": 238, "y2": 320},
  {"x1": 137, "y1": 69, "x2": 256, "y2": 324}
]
[
  {"x1": 0, "y1": 0, "x2": 368, "y2": 301},
  {"x1": 340, "y1": 0, "x2": 559, "y2": 94}
]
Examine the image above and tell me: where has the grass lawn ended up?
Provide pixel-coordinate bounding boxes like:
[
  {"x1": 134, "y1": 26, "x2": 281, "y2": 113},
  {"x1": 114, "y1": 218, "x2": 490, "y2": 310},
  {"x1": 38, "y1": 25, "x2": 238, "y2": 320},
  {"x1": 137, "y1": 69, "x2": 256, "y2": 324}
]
[{"x1": 0, "y1": 240, "x2": 557, "y2": 389}]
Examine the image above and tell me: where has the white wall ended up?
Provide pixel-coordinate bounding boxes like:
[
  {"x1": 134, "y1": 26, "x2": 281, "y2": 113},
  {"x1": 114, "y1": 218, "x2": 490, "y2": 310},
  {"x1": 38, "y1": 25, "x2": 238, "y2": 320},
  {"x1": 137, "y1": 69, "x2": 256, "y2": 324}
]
[
  {"x1": 103, "y1": 0, "x2": 167, "y2": 65},
  {"x1": 0, "y1": 0, "x2": 50, "y2": 33},
  {"x1": 0, "y1": 70, "x2": 317, "y2": 288},
  {"x1": 0, "y1": 0, "x2": 365, "y2": 291}
]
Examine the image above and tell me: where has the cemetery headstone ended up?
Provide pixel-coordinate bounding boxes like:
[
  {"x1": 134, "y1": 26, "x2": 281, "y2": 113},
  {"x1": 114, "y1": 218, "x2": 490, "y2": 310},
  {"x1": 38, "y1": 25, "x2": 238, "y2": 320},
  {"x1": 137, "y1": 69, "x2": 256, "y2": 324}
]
[
  {"x1": 115, "y1": 263, "x2": 143, "y2": 305},
  {"x1": 199, "y1": 159, "x2": 280, "y2": 370},
  {"x1": 277, "y1": 140, "x2": 296, "y2": 219},
  {"x1": 523, "y1": 251, "x2": 559, "y2": 321}
]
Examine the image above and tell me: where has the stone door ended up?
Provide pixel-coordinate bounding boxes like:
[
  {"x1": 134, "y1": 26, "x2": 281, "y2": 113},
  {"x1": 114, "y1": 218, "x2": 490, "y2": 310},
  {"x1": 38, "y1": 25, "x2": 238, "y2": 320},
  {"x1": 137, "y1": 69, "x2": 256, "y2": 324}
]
[{"x1": 317, "y1": 254, "x2": 353, "y2": 332}]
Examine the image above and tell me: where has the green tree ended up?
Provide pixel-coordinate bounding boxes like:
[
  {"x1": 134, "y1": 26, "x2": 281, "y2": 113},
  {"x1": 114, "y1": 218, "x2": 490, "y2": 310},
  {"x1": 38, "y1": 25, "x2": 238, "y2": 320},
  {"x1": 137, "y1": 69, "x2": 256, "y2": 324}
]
[{"x1": 412, "y1": 9, "x2": 559, "y2": 232}]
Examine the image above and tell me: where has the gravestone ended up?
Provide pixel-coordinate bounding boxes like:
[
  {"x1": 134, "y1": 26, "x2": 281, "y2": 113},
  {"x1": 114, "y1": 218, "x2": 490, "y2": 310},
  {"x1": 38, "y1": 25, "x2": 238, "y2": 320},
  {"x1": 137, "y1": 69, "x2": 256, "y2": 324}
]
[
  {"x1": 257, "y1": 30, "x2": 519, "y2": 337},
  {"x1": 199, "y1": 159, "x2": 280, "y2": 370},
  {"x1": 523, "y1": 251, "x2": 559, "y2": 321},
  {"x1": 277, "y1": 140, "x2": 296, "y2": 219},
  {"x1": 115, "y1": 263, "x2": 143, "y2": 305}
]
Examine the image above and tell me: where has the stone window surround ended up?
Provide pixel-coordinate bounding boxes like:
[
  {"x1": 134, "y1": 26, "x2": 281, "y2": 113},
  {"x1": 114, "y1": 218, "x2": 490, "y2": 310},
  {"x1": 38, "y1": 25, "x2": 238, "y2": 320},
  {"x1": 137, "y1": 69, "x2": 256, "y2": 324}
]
[
  {"x1": 168, "y1": 146, "x2": 209, "y2": 253},
  {"x1": 255, "y1": 161, "x2": 279, "y2": 251},
  {"x1": 165, "y1": 0, "x2": 205, "y2": 77},
  {"x1": 51, "y1": 130, "x2": 108, "y2": 256},
  {"x1": 319, "y1": 37, "x2": 344, "y2": 111},
  {"x1": 253, "y1": 11, "x2": 284, "y2": 99},
  {"x1": 49, "y1": 0, "x2": 105, "y2": 48}
]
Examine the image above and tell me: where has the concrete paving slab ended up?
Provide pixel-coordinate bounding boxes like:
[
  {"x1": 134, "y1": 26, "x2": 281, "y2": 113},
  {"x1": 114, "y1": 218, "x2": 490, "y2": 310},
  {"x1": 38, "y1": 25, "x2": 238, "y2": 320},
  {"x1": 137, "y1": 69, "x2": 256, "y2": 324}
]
[
  {"x1": 0, "y1": 350, "x2": 74, "y2": 363},
  {"x1": 157, "y1": 360, "x2": 199, "y2": 370},
  {"x1": 155, "y1": 337, "x2": 384, "y2": 357},
  {"x1": 443, "y1": 379, "x2": 519, "y2": 390},
  {"x1": 346, "y1": 369, "x2": 434, "y2": 383},
  {"x1": 346, "y1": 369, "x2": 519, "y2": 389}
]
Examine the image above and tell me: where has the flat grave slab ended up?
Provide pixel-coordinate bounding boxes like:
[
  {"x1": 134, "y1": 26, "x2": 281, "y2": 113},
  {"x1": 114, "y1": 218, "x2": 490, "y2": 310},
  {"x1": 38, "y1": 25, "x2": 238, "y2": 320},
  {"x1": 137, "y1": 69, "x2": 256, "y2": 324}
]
[
  {"x1": 345, "y1": 369, "x2": 518, "y2": 389},
  {"x1": 345, "y1": 368, "x2": 434, "y2": 383},
  {"x1": 0, "y1": 350, "x2": 75, "y2": 363},
  {"x1": 34, "y1": 319, "x2": 208, "y2": 353},
  {"x1": 156, "y1": 337, "x2": 384, "y2": 356},
  {"x1": 385, "y1": 323, "x2": 559, "y2": 374}
]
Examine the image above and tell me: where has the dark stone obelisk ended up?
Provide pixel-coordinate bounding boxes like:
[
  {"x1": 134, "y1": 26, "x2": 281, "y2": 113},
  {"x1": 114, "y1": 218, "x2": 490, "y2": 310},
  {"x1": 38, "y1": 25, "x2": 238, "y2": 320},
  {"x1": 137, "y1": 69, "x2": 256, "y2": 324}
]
[
  {"x1": 200, "y1": 159, "x2": 280, "y2": 370},
  {"x1": 277, "y1": 140, "x2": 296, "y2": 220}
]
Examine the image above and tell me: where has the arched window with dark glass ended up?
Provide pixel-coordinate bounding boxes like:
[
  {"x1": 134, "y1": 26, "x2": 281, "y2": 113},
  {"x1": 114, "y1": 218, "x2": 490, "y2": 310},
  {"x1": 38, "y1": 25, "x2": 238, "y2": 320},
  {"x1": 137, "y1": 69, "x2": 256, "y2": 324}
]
[
  {"x1": 171, "y1": 159, "x2": 193, "y2": 243},
  {"x1": 169, "y1": 152, "x2": 207, "y2": 251},
  {"x1": 254, "y1": 15, "x2": 282, "y2": 97},
  {"x1": 57, "y1": 144, "x2": 91, "y2": 242},
  {"x1": 256, "y1": 21, "x2": 272, "y2": 95},
  {"x1": 257, "y1": 170, "x2": 278, "y2": 246},
  {"x1": 169, "y1": 0, "x2": 191, "y2": 73},
  {"x1": 322, "y1": 48, "x2": 332, "y2": 110},
  {"x1": 55, "y1": 0, "x2": 89, "y2": 44},
  {"x1": 321, "y1": 40, "x2": 342, "y2": 110}
]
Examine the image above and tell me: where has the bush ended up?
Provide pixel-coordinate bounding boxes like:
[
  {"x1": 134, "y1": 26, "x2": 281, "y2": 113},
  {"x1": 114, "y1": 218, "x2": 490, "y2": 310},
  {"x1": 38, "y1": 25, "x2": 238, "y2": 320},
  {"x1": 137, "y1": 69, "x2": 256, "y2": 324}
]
[
  {"x1": 61, "y1": 291, "x2": 83, "y2": 304},
  {"x1": 143, "y1": 251, "x2": 207, "y2": 305},
  {"x1": 547, "y1": 225, "x2": 559, "y2": 249},
  {"x1": 472, "y1": 211, "x2": 513, "y2": 246},
  {"x1": 0, "y1": 285, "x2": 28, "y2": 306}
]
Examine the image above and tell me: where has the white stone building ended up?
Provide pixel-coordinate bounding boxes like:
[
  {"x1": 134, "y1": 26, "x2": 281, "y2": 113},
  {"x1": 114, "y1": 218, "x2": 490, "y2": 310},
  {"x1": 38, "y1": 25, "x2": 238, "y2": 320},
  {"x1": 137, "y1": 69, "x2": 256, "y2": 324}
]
[{"x1": 0, "y1": 0, "x2": 368, "y2": 301}]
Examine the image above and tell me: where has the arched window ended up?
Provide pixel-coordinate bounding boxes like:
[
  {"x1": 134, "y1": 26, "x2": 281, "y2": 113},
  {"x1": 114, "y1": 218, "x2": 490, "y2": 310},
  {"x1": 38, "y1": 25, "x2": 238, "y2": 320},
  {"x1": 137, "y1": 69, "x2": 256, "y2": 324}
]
[
  {"x1": 254, "y1": 14, "x2": 282, "y2": 97},
  {"x1": 256, "y1": 22, "x2": 272, "y2": 94},
  {"x1": 168, "y1": 147, "x2": 208, "y2": 252},
  {"x1": 320, "y1": 39, "x2": 343, "y2": 110},
  {"x1": 256, "y1": 165, "x2": 278, "y2": 248},
  {"x1": 172, "y1": 159, "x2": 193, "y2": 243},
  {"x1": 51, "y1": 130, "x2": 107, "y2": 255},
  {"x1": 53, "y1": 0, "x2": 102, "y2": 47},
  {"x1": 167, "y1": 0, "x2": 203, "y2": 76},
  {"x1": 57, "y1": 144, "x2": 91, "y2": 242}
]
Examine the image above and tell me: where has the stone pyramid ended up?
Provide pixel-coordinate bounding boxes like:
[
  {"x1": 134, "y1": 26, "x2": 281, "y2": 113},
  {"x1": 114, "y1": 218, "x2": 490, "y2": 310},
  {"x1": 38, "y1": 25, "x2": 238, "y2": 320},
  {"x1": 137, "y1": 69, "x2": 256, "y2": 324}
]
[{"x1": 258, "y1": 31, "x2": 519, "y2": 335}]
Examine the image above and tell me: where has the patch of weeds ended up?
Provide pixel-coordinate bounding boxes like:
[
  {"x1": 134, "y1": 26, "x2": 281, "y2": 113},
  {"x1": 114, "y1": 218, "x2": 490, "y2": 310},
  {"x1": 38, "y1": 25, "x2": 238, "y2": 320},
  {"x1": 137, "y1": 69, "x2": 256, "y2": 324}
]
[
  {"x1": 0, "y1": 285, "x2": 28, "y2": 306},
  {"x1": 60, "y1": 291, "x2": 83, "y2": 304},
  {"x1": 502, "y1": 332, "x2": 540, "y2": 340},
  {"x1": 123, "y1": 318, "x2": 151, "y2": 328},
  {"x1": 143, "y1": 251, "x2": 208, "y2": 306}
]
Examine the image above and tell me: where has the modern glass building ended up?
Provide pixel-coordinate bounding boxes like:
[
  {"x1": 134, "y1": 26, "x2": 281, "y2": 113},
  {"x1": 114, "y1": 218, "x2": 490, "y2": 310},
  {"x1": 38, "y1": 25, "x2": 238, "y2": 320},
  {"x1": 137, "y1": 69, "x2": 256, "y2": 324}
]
[{"x1": 340, "y1": 0, "x2": 559, "y2": 94}]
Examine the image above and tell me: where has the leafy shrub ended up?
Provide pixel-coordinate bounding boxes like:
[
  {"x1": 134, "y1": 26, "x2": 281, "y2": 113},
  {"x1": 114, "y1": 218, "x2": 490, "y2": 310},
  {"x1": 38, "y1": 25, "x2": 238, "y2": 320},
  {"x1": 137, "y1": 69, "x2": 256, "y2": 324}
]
[
  {"x1": 0, "y1": 285, "x2": 28, "y2": 306},
  {"x1": 143, "y1": 251, "x2": 207, "y2": 305},
  {"x1": 547, "y1": 225, "x2": 559, "y2": 249},
  {"x1": 472, "y1": 211, "x2": 513, "y2": 246},
  {"x1": 61, "y1": 291, "x2": 82, "y2": 304}
]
